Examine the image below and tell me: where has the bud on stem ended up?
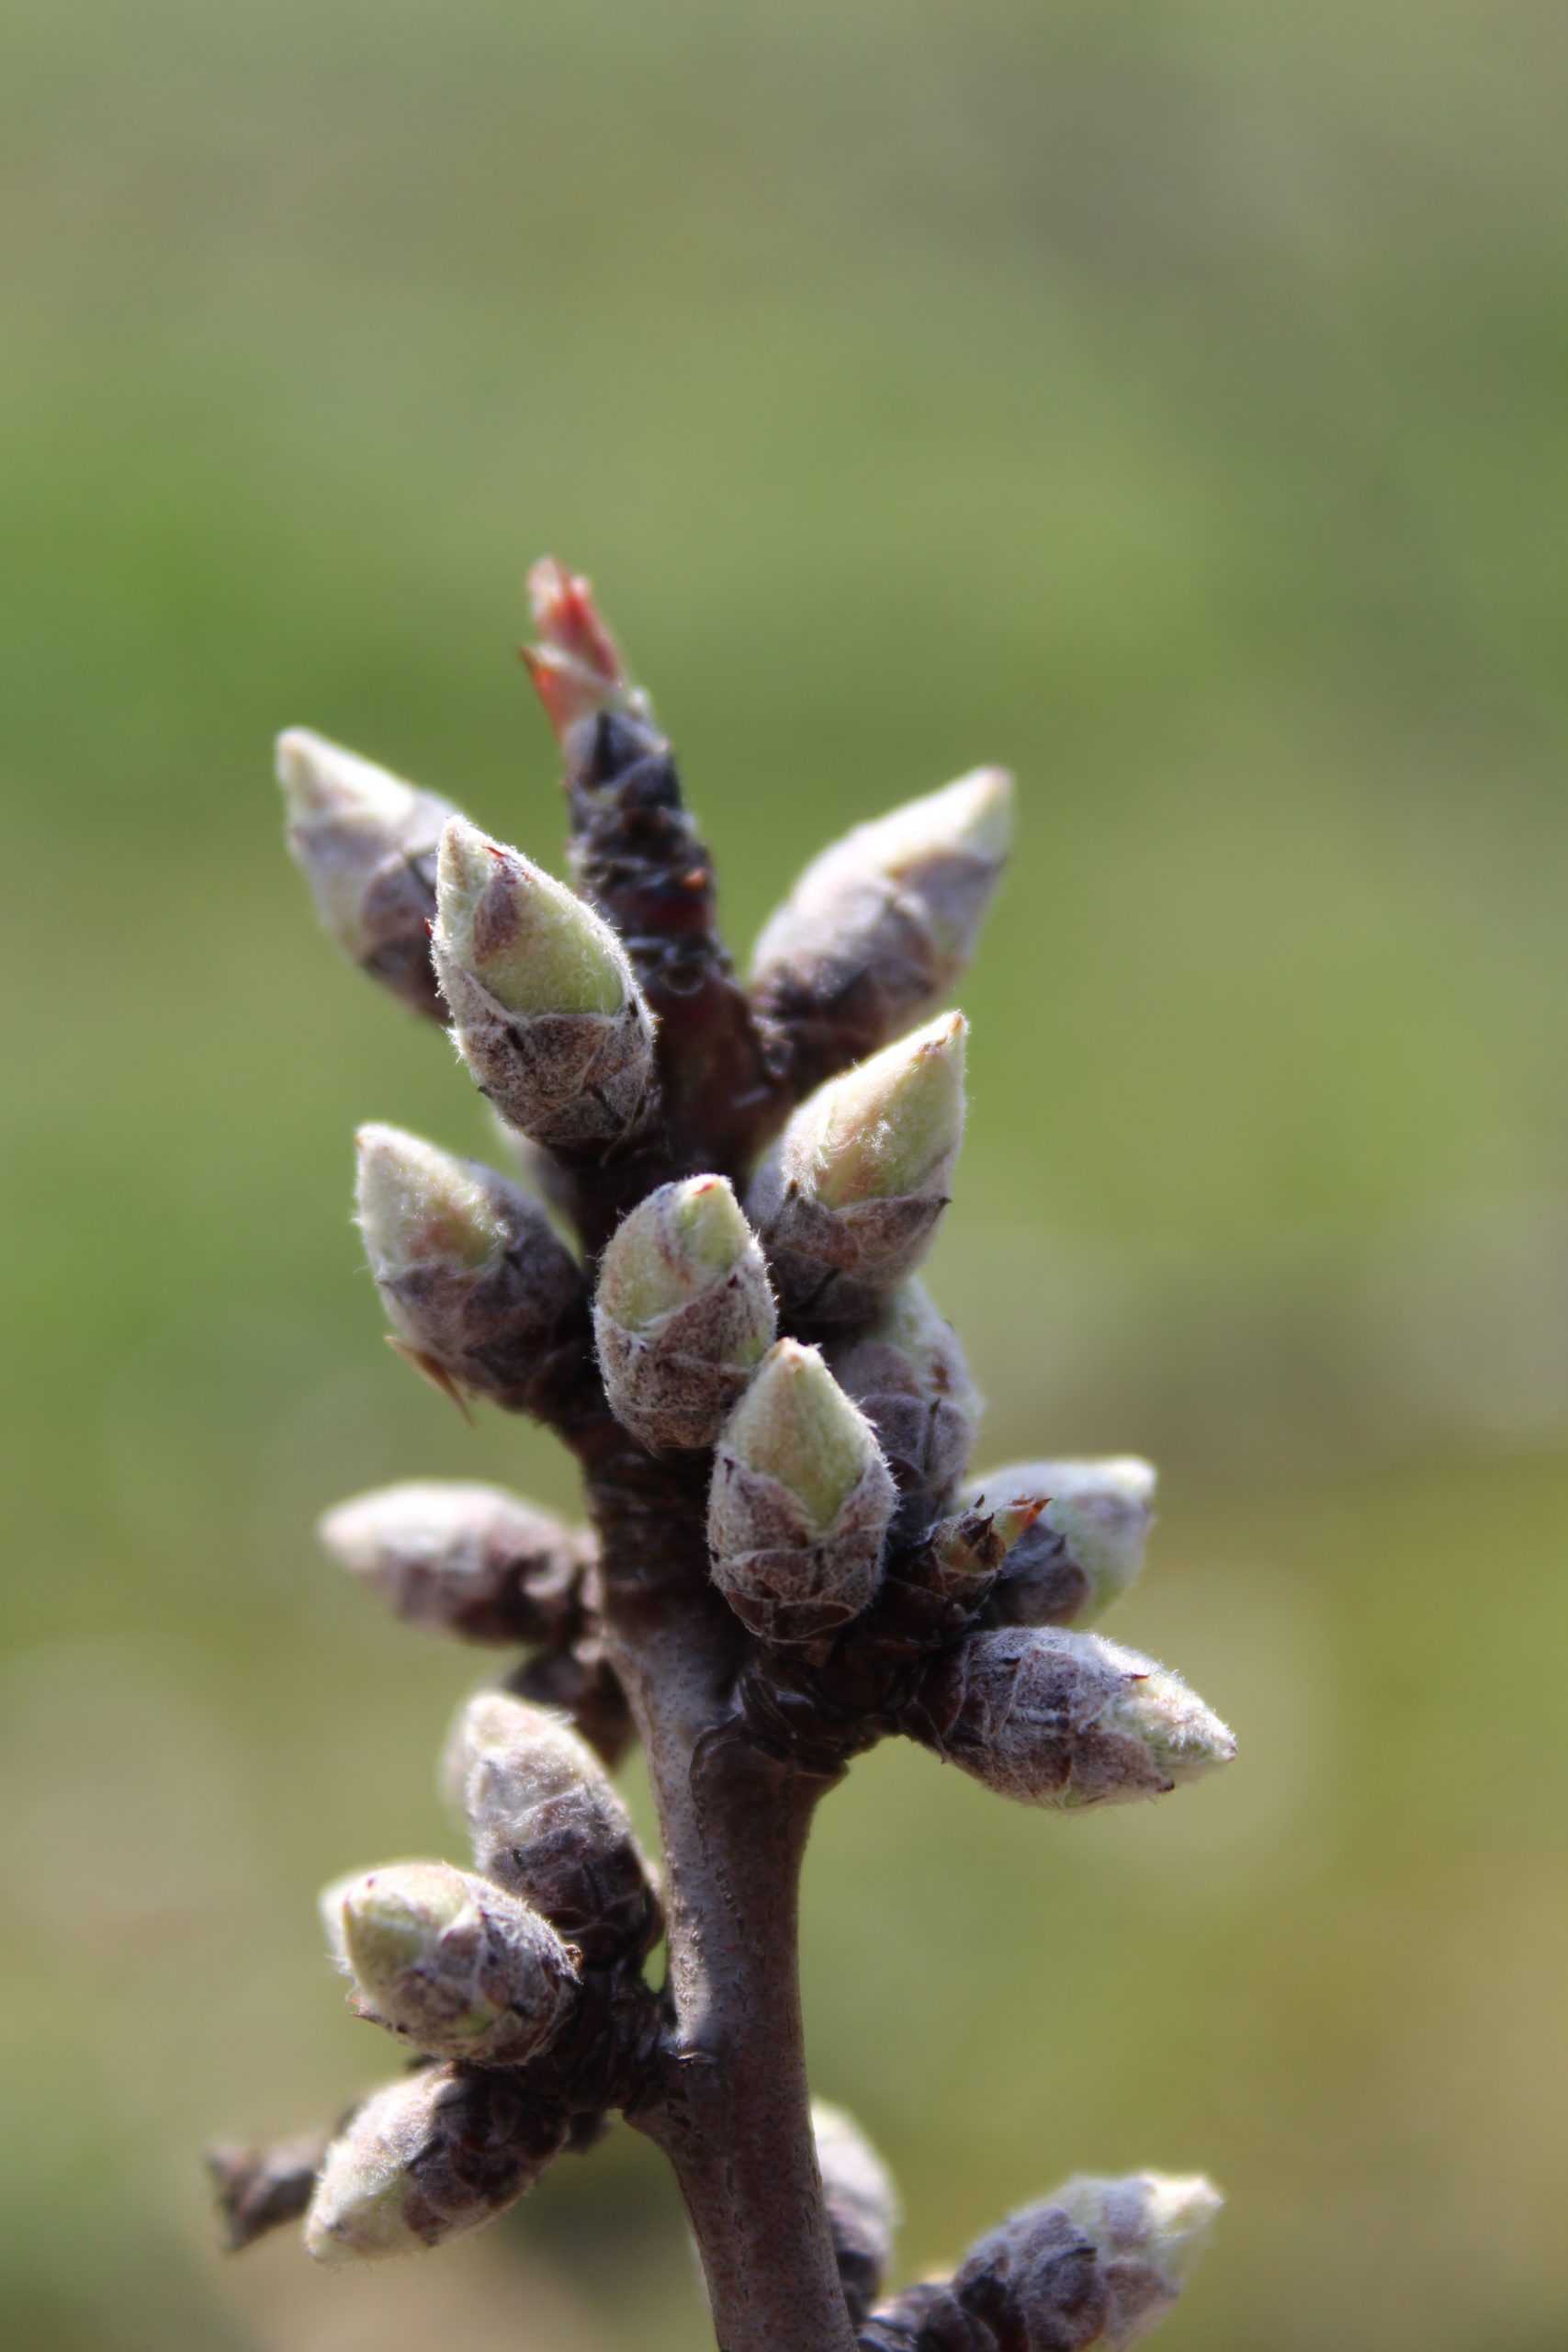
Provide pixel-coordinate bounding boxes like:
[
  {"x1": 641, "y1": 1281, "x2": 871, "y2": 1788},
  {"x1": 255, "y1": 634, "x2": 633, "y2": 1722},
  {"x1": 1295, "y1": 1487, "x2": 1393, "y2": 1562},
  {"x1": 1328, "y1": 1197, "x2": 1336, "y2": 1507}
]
[
  {"x1": 317, "y1": 1480, "x2": 589, "y2": 1645},
  {"x1": 829, "y1": 1280, "x2": 981, "y2": 1523},
  {"x1": 444, "y1": 1691, "x2": 661, "y2": 1963},
  {"x1": 433, "y1": 819, "x2": 658, "y2": 1156},
  {"x1": 276, "y1": 729, "x2": 455, "y2": 1018},
  {"x1": 322, "y1": 1860, "x2": 581, "y2": 2065},
  {"x1": 523, "y1": 557, "x2": 648, "y2": 749},
  {"x1": 963, "y1": 1459, "x2": 1156, "y2": 1629},
  {"x1": 905, "y1": 1627, "x2": 1235, "y2": 1809},
  {"x1": 355, "y1": 1125, "x2": 585, "y2": 1417},
  {"x1": 749, "y1": 1014, "x2": 967, "y2": 1325},
  {"x1": 707, "y1": 1339, "x2": 896, "y2": 1645},
  {"x1": 304, "y1": 2066, "x2": 567, "y2": 2266},
  {"x1": 594, "y1": 1176, "x2": 776, "y2": 1451},
  {"x1": 751, "y1": 765, "x2": 1010, "y2": 1090},
  {"x1": 1051, "y1": 2173, "x2": 1223, "y2": 2348}
]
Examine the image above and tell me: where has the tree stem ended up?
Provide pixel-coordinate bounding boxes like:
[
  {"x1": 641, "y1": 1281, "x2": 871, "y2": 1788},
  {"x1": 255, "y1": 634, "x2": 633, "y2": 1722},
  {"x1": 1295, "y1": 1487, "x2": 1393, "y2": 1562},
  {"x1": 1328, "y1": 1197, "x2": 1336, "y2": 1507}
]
[{"x1": 587, "y1": 1446, "x2": 855, "y2": 2352}]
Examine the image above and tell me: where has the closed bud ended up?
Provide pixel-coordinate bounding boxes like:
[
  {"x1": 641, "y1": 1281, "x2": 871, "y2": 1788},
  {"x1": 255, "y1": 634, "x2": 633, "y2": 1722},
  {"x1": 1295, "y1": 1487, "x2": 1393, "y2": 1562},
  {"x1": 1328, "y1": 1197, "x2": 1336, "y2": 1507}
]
[
  {"x1": 748, "y1": 1014, "x2": 967, "y2": 1325},
  {"x1": 594, "y1": 1176, "x2": 776, "y2": 1450},
  {"x1": 1051, "y1": 2174, "x2": 1222, "y2": 2349},
  {"x1": 523, "y1": 557, "x2": 648, "y2": 747},
  {"x1": 750, "y1": 766, "x2": 1010, "y2": 1086},
  {"x1": 946, "y1": 2199, "x2": 1112, "y2": 2351},
  {"x1": 317, "y1": 1480, "x2": 588, "y2": 1645},
  {"x1": 964, "y1": 1460, "x2": 1156, "y2": 1629},
  {"x1": 812, "y1": 2100, "x2": 900, "y2": 2324},
  {"x1": 906, "y1": 1627, "x2": 1235, "y2": 1810},
  {"x1": 276, "y1": 729, "x2": 455, "y2": 1019},
  {"x1": 443, "y1": 1691, "x2": 661, "y2": 1962},
  {"x1": 432, "y1": 818, "x2": 657, "y2": 1154},
  {"x1": 829, "y1": 1281, "x2": 981, "y2": 1520},
  {"x1": 708, "y1": 1340, "x2": 895, "y2": 1645},
  {"x1": 355, "y1": 1125, "x2": 585, "y2": 1416},
  {"x1": 322, "y1": 1860, "x2": 580, "y2": 2066},
  {"x1": 304, "y1": 2065, "x2": 566, "y2": 2266}
]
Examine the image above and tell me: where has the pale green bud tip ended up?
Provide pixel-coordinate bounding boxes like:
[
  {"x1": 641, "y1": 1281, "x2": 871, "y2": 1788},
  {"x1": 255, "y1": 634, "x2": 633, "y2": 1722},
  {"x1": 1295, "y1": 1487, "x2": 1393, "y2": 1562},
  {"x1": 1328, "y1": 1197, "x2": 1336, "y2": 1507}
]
[
  {"x1": 1103, "y1": 1653, "x2": 1236, "y2": 1785},
  {"x1": 599, "y1": 1176, "x2": 758, "y2": 1332},
  {"x1": 335, "y1": 1863, "x2": 472, "y2": 1997},
  {"x1": 355, "y1": 1125, "x2": 506, "y2": 1276},
  {"x1": 1053, "y1": 2171, "x2": 1223, "y2": 2281},
  {"x1": 723, "y1": 1340, "x2": 880, "y2": 1532},
  {"x1": 874, "y1": 764, "x2": 1013, "y2": 875},
  {"x1": 807, "y1": 1012, "x2": 967, "y2": 1209},
  {"x1": 276, "y1": 729, "x2": 418, "y2": 829},
  {"x1": 434, "y1": 818, "x2": 626, "y2": 1018}
]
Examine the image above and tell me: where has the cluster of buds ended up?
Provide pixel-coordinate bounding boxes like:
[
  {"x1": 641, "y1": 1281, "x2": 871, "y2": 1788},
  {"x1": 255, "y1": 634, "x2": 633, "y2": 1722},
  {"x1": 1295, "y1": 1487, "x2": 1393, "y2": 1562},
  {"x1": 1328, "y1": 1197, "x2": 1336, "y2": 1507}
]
[{"x1": 217, "y1": 558, "x2": 1235, "y2": 2352}]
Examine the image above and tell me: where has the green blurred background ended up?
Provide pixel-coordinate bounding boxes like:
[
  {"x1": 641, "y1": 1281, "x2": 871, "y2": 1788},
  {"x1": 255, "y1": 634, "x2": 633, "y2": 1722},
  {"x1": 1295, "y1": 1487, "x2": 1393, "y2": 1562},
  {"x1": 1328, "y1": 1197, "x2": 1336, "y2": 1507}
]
[{"x1": 4, "y1": 2, "x2": 1566, "y2": 2345}]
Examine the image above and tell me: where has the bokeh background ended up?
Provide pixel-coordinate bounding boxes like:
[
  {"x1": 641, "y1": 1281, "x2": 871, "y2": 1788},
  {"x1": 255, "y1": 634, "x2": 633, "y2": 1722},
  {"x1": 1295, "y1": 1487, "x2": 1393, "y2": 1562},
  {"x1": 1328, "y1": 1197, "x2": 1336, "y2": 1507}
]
[{"x1": 4, "y1": 3, "x2": 1566, "y2": 2346}]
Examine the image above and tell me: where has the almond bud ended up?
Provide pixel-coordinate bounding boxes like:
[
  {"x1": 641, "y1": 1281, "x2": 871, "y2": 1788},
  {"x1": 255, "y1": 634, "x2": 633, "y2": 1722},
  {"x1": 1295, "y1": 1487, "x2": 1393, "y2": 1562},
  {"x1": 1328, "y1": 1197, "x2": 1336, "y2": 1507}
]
[
  {"x1": 276, "y1": 729, "x2": 454, "y2": 1019},
  {"x1": 946, "y1": 2199, "x2": 1111, "y2": 2350},
  {"x1": 355, "y1": 1125, "x2": 585, "y2": 1416},
  {"x1": 829, "y1": 1280, "x2": 981, "y2": 1521},
  {"x1": 750, "y1": 766, "x2": 1010, "y2": 1087},
  {"x1": 317, "y1": 1480, "x2": 587, "y2": 1645},
  {"x1": 707, "y1": 1340, "x2": 895, "y2": 1645},
  {"x1": 812, "y1": 2100, "x2": 900, "y2": 2324},
  {"x1": 322, "y1": 1860, "x2": 580, "y2": 2065},
  {"x1": 304, "y1": 2066, "x2": 566, "y2": 2266},
  {"x1": 432, "y1": 818, "x2": 657, "y2": 1154},
  {"x1": 1051, "y1": 2173, "x2": 1223, "y2": 2348},
  {"x1": 594, "y1": 1176, "x2": 776, "y2": 1450},
  {"x1": 748, "y1": 1014, "x2": 966, "y2": 1325},
  {"x1": 443, "y1": 1691, "x2": 661, "y2": 1963},
  {"x1": 963, "y1": 1459, "x2": 1156, "y2": 1629},
  {"x1": 906, "y1": 1627, "x2": 1235, "y2": 1810}
]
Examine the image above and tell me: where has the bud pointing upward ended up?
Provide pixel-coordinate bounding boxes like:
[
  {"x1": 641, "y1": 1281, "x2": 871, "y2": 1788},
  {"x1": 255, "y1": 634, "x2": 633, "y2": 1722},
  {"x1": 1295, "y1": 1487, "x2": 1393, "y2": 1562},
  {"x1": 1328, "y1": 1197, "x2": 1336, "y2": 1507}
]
[
  {"x1": 595, "y1": 1176, "x2": 776, "y2": 1451},
  {"x1": 432, "y1": 819, "x2": 658, "y2": 1156},
  {"x1": 523, "y1": 557, "x2": 647, "y2": 746},
  {"x1": 748, "y1": 1013, "x2": 966, "y2": 1324},
  {"x1": 355, "y1": 1125, "x2": 584, "y2": 1417},
  {"x1": 751, "y1": 765, "x2": 1010, "y2": 1090},
  {"x1": 829, "y1": 1280, "x2": 981, "y2": 1524},
  {"x1": 276, "y1": 729, "x2": 455, "y2": 1018},
  {"x1": 708, "y1": 1339, "x2": 895, "y2": 1645},
  {"x1": 964, "y1": 1457, "x2": 1157, "y2": 1630}
]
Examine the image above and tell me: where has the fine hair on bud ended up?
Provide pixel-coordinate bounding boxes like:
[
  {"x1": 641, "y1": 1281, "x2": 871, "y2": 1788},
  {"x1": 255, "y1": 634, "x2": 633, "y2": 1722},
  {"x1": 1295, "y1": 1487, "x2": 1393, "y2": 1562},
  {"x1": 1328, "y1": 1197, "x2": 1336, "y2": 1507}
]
[
  {"x1": 748, "y1": 1012, "x2": 967, "y2": 1325},
  {"x1": 317, "y1": 1481, "x2": 589, "y2": 1645},
  {"x1": 829, "y1": 1279, "x2": 981, "y2": 1523},
  {"x1": 304, "y1": 2066, "x2": 568, "y2": 2266},
  {"x1": 812, "y1": 2100, "x2": 900, "y2": 2325},
  {"x1": 594, "y1": 1175, "x2": 776, "y2": 1451},
  {"x1": 276, "y1": 729, "x2": 456, "y2": 1018},
  {"x1": 432, "y1": 818, "x2": 657, "y2": 1153},
  {"x1": 443, "y1": 1691, "x2": 661, "y2": 1963},
  {"x1": 322, "y1": 1860, "x2": 581, "y2": 2066},
  {"x1": 355, "y1": 1125, "x2": 585, "y2": 1416},
  {"x1": 963, "y1": 1459, "x2": 1156, "y2": 1630},
  {"x1": 946, "y1": 2199, "x2": 1113, "y2": 2351},
  {"x1": 905, "y1": 1627, "x2": 1235, "y2": 1810},
  {"x1": 707, "y1": 1339, "x2": 896, "y2": 1645},
  {"x1": 1050, "y1": 2173, "x2": 1223, "y2": 2349},
  {"x1": 750, "y1": 765, "x2": 1011, "y2": 1087}
]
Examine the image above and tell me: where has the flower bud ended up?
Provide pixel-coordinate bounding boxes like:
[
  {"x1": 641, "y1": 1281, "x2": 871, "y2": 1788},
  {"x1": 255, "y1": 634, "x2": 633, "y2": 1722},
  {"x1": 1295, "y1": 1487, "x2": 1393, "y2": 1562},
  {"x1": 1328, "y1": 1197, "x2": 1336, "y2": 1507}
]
[
  {"x1": 322, "y1": 1860, "x2": 580, "y2": 2066},
  {"x1": 812, "y1": 2100, "x2": 899, "y2": 2324},
  {"x1": 946, "y1": 2199, "x2": 1111, "y2": 2351},
  {"x1": 963, "y1": 1459, "x2": 1156, "y2": 1629},
  {"x1": 276, "y1": 729, "x2": 455, "y2": 1019},
  {"x1": 1050, "y1": 2174, "x2": 1222, "y2": 2349},
  {"x1": 355, "y1": 1125, "x2": 585, "y2": 1416},
  {"x1": 432, "y1": 818, "x2": 658, "y2": 1154},
  {"x1": 317, "y1": 1480, "x2": 588, "y2": 1645},
  {"x1": 906, "y1": 1627, "x2": 1235, "y2": 1810},
  {"x1": 594, "y1": 1176, "x2": 777, "y2": 1450},
  {"x1": 750, "y1": 766, "x2": 1010, "y2": 1087},
  {"x1": 707, "y1": 1340, "x2": 896, "y2": 1645},
  {"x1": 829, "y1": 1281, "x2": 981, "y2": 1521},
  {"x1": 304, "y1": 2065, "x2": 566, "y2": 2266},
  {"x1": 748, "y1": 1014, "x2": 967, "y2": 1325},
  {"x1": 443, "y1": 1691, "x2": 661, "y2": 1963},
  {"x1": 523, "y1": 557, "x2": 648, "y2": 747}
]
